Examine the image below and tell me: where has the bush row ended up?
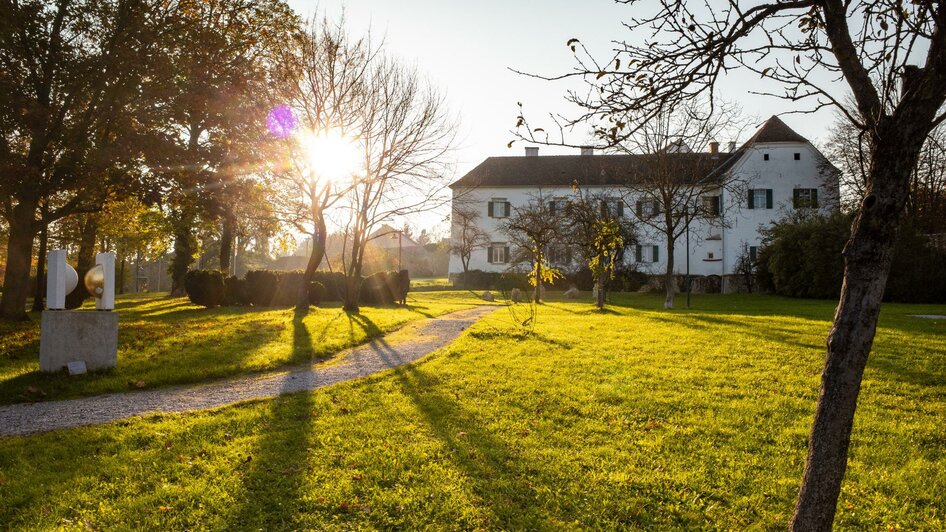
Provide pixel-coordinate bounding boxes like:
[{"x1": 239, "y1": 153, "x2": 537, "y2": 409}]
[
  {"x1": 184, "y1": 269, "x2": 409, "y2": 308},
  {"x1": 452, "y1": 267, "x2": 648, "y2": 293}
]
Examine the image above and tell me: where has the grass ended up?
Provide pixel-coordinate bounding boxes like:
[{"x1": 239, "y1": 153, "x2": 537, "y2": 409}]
[
  {"x1": 0, "y1": 293, "x2": 943, "y2": 529},
  {"x1": 0, "y1": 290, "x2": 481, "y2": 405},
  {"x1": 409, "y1": 276, "x2": 453, "y2": 291}
]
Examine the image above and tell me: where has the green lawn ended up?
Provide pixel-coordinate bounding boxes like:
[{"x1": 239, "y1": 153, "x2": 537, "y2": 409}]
[
  {"x1": 0, "y1": 293, "x2": 944, "y2": 529},
  {"x1": 0, "y1": 291, "x2": 481, "y2": 405}
]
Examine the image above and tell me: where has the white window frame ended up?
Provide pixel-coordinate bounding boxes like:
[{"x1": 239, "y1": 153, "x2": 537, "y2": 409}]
[
  {"x1": 489, "y1": 242, "x2": 508, "y2": 264},
  {"x1": 489, "y1": 198, "x2": 510, "y2": 219}
]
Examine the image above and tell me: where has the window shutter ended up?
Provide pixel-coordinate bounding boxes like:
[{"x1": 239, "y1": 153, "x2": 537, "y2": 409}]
[
  {"x1": 749, "y1": 246, "x2": 758, "y2": 262},
  {"x1": 635, "y1": 245, "x2": 642, "y2": 262},
  {"x1": 487, "y1": 246, "x2": 493, "y2": 263},
  {"x1": 747, "y1": 189, "x2": 755, "y2": 209},
  {"x1": 503, "y1": 246, "x2": 510, "y2": 263},
  {"x1": 653, "y1": 245, "x2": 659, "y2": 263},
  {"x1": 488, "y1": 201, "x2": 494, "y2": 217},
  {"x1": 636, "y1": 201, "x2": 643, "y2": 217},
  {"x1": 549, "y1": 201, "x2": 556, "y2": 216},
  {"x1": 504, "y1": 202, "x2": 511, "y2": 217},
  {"x1": 793, "y1": 189, "x2": 800, "y2": 208},
  {"x1": 811, "y1": 189, "x2": 819, "y2": 208},
  {"x1": 712, "y1": 196, "x2": 720, "y2": 215},
  {"x1": 617, "y1": 201, "x2": 624, "y2": 217},
  {"x1": 766, "y1": 189, "x2": 773, "y2": 209}
]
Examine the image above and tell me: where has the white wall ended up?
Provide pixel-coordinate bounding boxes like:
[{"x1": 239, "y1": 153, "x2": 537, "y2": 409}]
[{"x1": 448, "y1": 141, "x2": 838, "y2": 284}]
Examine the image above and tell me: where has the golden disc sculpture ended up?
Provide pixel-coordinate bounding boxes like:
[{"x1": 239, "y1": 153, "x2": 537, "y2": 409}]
[{"x1": 84, "y1": 264, "x2": 106, "y2": 298}]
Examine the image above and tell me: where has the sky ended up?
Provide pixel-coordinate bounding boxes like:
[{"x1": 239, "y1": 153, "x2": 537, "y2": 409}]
[{"x1": 287, "y1": 0, "x2": 840, "y2": 237}]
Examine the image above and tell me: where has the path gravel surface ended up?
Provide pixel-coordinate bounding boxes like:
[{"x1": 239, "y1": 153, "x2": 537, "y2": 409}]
[{"x1": 0, "y1": 306, "x2": 495, "y2": 437}]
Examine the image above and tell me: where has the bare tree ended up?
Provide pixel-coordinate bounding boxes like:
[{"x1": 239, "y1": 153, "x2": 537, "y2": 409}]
[
  {"x1": 450, "y1": 203, "x2": 490, "y2": 278},
  {"x1": 270, "y1": 17, "x2": 375, "y2": 312},
  {"x1": 563, "y1": 186, "x2": 635, "y2": 308},
  {"x1": 501, "y1": 194, "x2": 564, "y2": 303},
  {"x1": 514, "y1": 1, "x2": 946, "y2": 527},
  {"x1": 826, "y1": 114, "x2": 946, "y2": 232},
  {"x1": 733, "y1": 242, "x2": 755, "y2": 294},
  {"x1": 338, "y1": 57, "x2": 456, "y2": 311},
  {"x1": 614, "y1": 103, "x2": 749, "y2": 308}
]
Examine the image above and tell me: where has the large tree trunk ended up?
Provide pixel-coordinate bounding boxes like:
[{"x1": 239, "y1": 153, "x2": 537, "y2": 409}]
[
  {"x1": 219, "y1": 211, "x2": 235, "y2": 274},
  {"x1": 343, "y1": 266, "x2": 362, "y2": 312},
  {"x1": 663, "y1": 236, "x2": 675, "y2": 309},
  {"x1": 170, "y1": 214, "x2": 194, "y2": 296},
  {"x1": 76, "y1": 215, "x2": 98, "y2": 271},
  {"x1": 790, "y1": 121, "x2": 920, "y2": 530},
  {"x1": 0, "y1": 200, "x2": 39, "y2": 320},
  {"x1": 296, "y1": 216, "x2": 327, "y2": 313},
  {"x1": 31, "y1": 221, "x2": 49, "y2": 312}
]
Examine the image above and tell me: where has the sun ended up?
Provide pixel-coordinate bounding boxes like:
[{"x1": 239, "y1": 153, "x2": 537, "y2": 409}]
[{"x1": 297, "y1": 128, "x2": 360, "y2": 182}]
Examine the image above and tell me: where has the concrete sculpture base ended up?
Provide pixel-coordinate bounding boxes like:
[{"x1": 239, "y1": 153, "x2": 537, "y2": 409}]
[{"x1": 40, "y1": 311, "x2": 118, "y2": 373}]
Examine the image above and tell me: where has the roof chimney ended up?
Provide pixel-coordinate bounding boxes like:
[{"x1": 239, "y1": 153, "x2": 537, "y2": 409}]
[
  {"x1": 580, "y1": 146, "x2": 594, "y2": 156},
  {"x1": 727, "y1": 141, "x2": 736, "y2": 152},
  {"x1": 709, "y1": 141, "x2": 719, "y2": 154},
  {"x1": 524, "y1": 146, "x2": 539, "y2": 157}
]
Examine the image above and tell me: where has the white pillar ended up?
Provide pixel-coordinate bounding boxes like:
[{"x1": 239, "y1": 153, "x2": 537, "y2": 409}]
[
  {"x1": 96, "y1": 252, "x2": 116, "y2": 310},
  {"x1": 46, "y1": 250, "x2": 67, "y2": 310}
]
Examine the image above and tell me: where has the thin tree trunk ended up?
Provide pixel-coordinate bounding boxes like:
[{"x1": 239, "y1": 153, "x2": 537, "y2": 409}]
[
  {"x1": 0, "y1": 200, "x2": 38, "y2": 320},
  {"x1": 534, "y1": 257, "x2": 542, "y2": 303},
  {"x1": 664, "y1": 236, "x2": 675, "y2": 309},
  {"x1": 118, "y1": 257, "x2": 126, "y2": 294},
  {"x1": 595, "y1": 272, "x2": 606, "y2": 309},
  {"x1": 32, "y1": 222, "x2": 49, "y2": 312},
  {"x1": 790, "y1": 123, "x2": 919, "y2": 530}
]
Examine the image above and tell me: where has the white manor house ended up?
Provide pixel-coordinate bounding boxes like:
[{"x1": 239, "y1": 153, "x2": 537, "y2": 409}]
[{"x1": 447, "y1": 116, "x2": 840, "y2": 292}]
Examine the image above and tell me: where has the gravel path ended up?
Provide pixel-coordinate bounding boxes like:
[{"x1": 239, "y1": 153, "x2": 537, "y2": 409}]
[{"x1": 0, "y1": 306, "x2": 496, "y2": 437}]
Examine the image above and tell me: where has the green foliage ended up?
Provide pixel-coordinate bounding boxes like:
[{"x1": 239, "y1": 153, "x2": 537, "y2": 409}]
[
  {"x1": 757, "y1": 212, "x2": 946, "y2": 302},
  {"x1": 0, "y1": 294, "x2": 943, "y2": 528},
  {"x1": 184, "y1": 270, "x2": 227, "y2": 308}
]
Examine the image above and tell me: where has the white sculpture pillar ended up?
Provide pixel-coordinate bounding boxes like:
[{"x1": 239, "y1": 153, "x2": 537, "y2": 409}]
[
  {"x1": 95, "y1": 252, "x2": 116, "y2": 310},
  {"x1": 46, "y1": 249, "x2": 77, "y2": 310}
]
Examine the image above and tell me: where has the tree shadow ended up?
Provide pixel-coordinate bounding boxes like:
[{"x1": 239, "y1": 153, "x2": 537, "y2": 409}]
[
  {"x1": 387, "y1": 359, "x2": 561, "y2": 528},
  {"x1": 226, "y1": 313, "x2": 317, "y2": 529}
]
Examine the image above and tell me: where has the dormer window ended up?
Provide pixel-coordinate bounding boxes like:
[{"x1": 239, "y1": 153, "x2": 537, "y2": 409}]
[
  {"x1": 763, "y1": 153, "x2": 770, "y2": 161},
  {"x1": 794, "y1": 153, "x2": 801, "y2": 160}
]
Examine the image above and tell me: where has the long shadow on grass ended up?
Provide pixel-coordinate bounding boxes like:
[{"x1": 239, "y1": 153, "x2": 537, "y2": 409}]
[
  {"x1": 227, "y1": 311, "x2": 317, "y2": 529},
  {"x1": 359, "y1": 339, "x2": 558, "y2": 528}
]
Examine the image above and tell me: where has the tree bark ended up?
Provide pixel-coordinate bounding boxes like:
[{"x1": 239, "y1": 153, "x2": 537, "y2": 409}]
[
  {"x1": 595, "y1": 272, "x2": 606, "y2": 309},
  {"x1": 533, "y1": 257, "x2": 542, "y2": 303},
  {"x1": 0, "y1": 199, "x2": 39, "y2": 320},
  {"x1": 76, "y1": 215, "x2": 98, "y2": 271},
  {"x1": 297, "y1": 216, "x2": 327, "y2": 313},
  {"x1": 170, "y1": 215, "x2": 194, "y2": 296},
  {"x1": 219, "y1": 211, "x2": 235, "y2": 274},
  {"x1": 31, "y1": 221, "x2": 49, "y2": 312},
  {"x1": 790, "y1": 121, "x2": 921, "y2": 530},
  {"x1": 118, "y1": 257, "x2": 126, "y2": 294},
  {"x1": 664, "y1": 236, "x2": 675, "y2": 309}
]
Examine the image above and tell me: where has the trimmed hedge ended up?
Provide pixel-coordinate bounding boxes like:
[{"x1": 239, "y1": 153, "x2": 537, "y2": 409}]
[
  {"x1": 184, "y1": 269, "x2": 226, "y2": 308},
  {"x1": 455, "y1": 267, "x2": 647, "y2": 293},
  {"x1": 360, "y1": 270, "x2": 410, "y2": 305}
]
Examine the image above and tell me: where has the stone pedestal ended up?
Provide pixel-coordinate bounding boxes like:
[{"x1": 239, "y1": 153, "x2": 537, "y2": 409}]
[{"x1": 40, "y1": 311, "x2": 118, "y2": 373}]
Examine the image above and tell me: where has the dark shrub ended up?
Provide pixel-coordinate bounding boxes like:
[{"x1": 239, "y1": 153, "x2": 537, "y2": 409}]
[
  {"x1": 224, "y1": 276, "x2": 252, "y2": 306},
  {"x1": 309, "y1": 281, "x2": 325, "y2": 306},
  {"x1": 454, "y1": 270, "x2": 530, "y2": 291},
  {"x1": 360, "y1": 271, "x2": 398, "y2": 305},
  {"x1": 271, "y1": 271, "x2": 304, "y2": 307},
  {"x1": 312, "y1": 271, "x2": 346, "y2": 302},
  {"x1": 756, "y1": 212, "x2": 946, "y2": 303},
  {"x1": 184, "y1": 269, "x2": 226, "y2": 308},
  {"x1": 245, "y1": 270, "x2": 279, "y2": 307}
]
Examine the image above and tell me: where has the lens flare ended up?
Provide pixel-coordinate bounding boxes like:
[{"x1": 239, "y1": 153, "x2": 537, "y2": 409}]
[{"x1": 266, "y1": 105, "x2": 297, "y2": 138}]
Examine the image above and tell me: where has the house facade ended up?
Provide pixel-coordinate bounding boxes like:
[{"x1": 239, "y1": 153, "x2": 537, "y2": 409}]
[{"x1": 448, "y1": 116, "x2": 840, "y2": 292}]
